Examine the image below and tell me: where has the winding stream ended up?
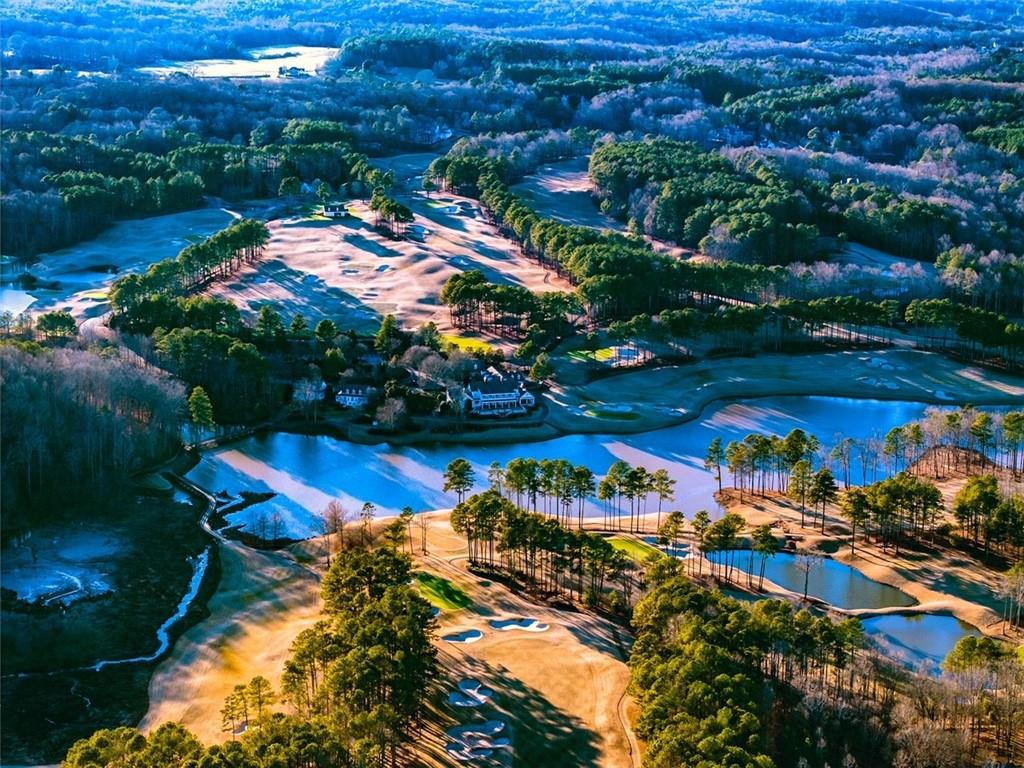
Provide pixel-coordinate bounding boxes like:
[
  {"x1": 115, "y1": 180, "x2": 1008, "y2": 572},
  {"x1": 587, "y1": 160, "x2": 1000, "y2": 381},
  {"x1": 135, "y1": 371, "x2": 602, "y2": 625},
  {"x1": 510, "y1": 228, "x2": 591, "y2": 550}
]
[{"x1": 91, "y1": 547, "x2": 211, "y2": 671}]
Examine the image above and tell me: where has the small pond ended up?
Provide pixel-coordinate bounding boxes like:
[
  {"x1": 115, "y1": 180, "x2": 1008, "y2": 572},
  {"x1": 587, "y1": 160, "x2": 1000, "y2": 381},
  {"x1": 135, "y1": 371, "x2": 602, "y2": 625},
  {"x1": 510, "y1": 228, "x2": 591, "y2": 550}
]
[{"x1": 706, "y1": 550, "x2": 916, "y2": 610}]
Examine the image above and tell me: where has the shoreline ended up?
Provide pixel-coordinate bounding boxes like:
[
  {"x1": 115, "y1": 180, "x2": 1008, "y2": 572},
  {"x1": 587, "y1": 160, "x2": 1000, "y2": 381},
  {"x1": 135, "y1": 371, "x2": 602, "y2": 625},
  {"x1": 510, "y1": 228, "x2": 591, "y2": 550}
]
[
  {"x1": 204, "y1": 349, "x2": 1024, "y2": 453},
  {"x1": 707, "y1": 494, "x2": 1021, "y2": 645}
]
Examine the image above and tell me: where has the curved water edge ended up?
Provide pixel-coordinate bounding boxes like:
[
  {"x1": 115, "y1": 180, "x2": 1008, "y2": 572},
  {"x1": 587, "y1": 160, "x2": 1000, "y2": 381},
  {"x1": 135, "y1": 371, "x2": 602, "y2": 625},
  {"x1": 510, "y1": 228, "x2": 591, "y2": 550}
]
[
  {"x1": 91, "y1": 547, "x2": 211, "y2": 671},
  {"x1": 443, "y1": 629, "x2": 484, "y2": 644},
  {"x1": 705, "y1": 550, "x2": 916, "y2": 610},
  {"x1": 187, "y1": 395, "x2": 943, "y2": 539},
  {"x1": 861, "y1": 613, "x2": 982, "y2": 675}
]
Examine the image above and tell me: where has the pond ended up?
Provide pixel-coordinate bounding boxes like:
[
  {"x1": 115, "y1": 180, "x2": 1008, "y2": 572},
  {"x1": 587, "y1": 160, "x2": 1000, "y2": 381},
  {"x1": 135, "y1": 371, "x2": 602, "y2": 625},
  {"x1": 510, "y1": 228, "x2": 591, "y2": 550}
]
[
  {"x1": 706, "y1": 550, "x2": 916, "y2": 609},
  {"x1": 862, "y1": 613, "x2": 981, "y2": 675},
  {"x1": 188, "y1": 396, "x2": 931, "y2": 539}
]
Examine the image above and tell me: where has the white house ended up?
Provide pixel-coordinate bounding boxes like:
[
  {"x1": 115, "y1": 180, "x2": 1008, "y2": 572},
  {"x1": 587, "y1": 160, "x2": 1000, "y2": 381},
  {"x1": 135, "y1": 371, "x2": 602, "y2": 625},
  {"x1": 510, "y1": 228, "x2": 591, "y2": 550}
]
[
  {"x1": 463, "y1": 366, "x2": 535, "y2": 415},
  {"x1": 335, "y1": 385, "x2": 374, "y2": 408},
  {"x1": 322, "y1": 202, "x2": 347, "y2": 218}
]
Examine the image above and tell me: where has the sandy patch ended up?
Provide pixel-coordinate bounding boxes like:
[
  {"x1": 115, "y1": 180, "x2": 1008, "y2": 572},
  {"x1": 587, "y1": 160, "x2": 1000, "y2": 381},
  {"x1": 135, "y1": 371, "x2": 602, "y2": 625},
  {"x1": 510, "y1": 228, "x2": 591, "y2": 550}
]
[
  {"x1": 205, "y1": 189, "x2": 571, "y2": 339},
  {"x1": 415, "y1": 510, "x2": 641, "y2": 768},
  {"x1": 139, "y1": 540, "x2": 320, "y2": 743}
]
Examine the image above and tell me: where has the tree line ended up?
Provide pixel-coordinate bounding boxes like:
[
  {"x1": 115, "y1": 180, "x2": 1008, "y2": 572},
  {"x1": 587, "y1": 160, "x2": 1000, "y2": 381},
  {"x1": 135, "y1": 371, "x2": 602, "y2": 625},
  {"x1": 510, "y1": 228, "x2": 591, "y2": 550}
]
[
  {"x1": 62, "y1": 543, "x2": 437, "y2": 768},
  {"x1": 630, "y1": 558, "x2": 1024, "y2": 768},
  {"x1": 429, "y1": 150, "x2": 1024, "y2": 368},
  {"x1": 0, "y1": 342, "x2": 185, "y2": 531}
]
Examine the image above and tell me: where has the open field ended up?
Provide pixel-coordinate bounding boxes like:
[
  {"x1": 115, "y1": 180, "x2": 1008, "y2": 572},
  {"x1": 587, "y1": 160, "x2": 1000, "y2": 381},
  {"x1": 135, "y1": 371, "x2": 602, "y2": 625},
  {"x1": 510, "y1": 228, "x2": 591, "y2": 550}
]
[
  {"x1": 139, "y1": 45, "x2": 337, "y2": 78},
  {"x1": 139, "y1": 537, "x2": 320, "y2": 743},
  {"x1": 3, "y1": 205, "x2": 239, "y2": 320},
  {"x1": 510, "y1": 157, "x2": 693, "y2": 259},
  {"x1": 510, "y1": 157, "x2": 626, "y2": 233},
  {"x1": 204, "y1": 187, "x2": 571, "y2": 337}
]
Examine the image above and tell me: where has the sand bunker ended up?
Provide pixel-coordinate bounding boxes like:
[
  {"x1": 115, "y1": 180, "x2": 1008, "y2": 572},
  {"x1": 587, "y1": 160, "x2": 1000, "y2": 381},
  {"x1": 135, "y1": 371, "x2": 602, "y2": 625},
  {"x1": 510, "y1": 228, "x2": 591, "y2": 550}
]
[
  {"x1": 489, "y1": 617, "x2": 549, "y2": 632},
  {"x1": 445, "y1": 720, "x2": 510, "y2": 762},
  {"x1": 444, "y1": 629, "x2": 484, "y2": 643},
  {"x1": 448, "y1": 678, "x2": 495, "y2": 708}
]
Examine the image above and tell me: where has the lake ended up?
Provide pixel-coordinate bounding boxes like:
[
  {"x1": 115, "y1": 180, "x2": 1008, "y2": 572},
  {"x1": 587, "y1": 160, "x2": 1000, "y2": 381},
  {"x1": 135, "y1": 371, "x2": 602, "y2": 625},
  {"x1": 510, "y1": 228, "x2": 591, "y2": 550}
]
[
  {"x1": 188, "y1": 395, "x2": 930, "y2": 539},
  {"x1": 140, "y1": 45, "x2": 337, "y2": 79}
]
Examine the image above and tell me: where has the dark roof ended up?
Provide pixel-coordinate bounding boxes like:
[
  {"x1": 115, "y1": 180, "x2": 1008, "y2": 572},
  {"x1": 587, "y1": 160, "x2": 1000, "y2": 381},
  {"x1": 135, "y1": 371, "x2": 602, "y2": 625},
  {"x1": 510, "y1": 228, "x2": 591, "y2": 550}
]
[{"x1": 470, "y1": 379, "x2": 524, "y2": 395}]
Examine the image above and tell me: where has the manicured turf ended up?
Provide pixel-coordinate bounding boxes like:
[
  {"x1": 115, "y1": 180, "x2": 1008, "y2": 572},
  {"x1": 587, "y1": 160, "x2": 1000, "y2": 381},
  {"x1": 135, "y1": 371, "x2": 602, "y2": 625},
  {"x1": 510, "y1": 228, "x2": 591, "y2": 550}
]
[
  {"x1": 608, "y1": 535, "x2": 664, "y2": 563},
  {"x1": 442, "y1": 334, "x2": 493, "y2": 353},
  {"x1": 415, "y1": 572, "x2": 473, "y2": 611},
  {"x1": 587, "y1": 408, "x2": 640, "y2": 420},
  {"x1": 567, "y1": 347, "x2": 616, "y2": 364}
]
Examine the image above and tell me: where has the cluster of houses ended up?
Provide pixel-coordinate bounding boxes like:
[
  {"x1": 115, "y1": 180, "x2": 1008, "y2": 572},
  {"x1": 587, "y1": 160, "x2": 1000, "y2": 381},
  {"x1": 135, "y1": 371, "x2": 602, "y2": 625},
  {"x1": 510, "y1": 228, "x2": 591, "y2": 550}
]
[{"x1": 329, "y1": 365, "x2": 535, "y2": 417}]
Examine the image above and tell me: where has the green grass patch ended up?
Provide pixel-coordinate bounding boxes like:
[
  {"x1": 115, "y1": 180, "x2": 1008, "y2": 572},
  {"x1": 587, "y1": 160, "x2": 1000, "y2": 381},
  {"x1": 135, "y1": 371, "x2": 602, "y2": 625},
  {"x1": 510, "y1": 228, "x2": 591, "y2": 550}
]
[
  {"x1": 442, "y1": 334, "x2": 493, "y2": 353},
  {"x1": 415, "y1": 572, "x2": 473, "y2": 612},
  {"x1": 80, "y1": 289, "x2": 109, "y2": 301},
  {"x1": 567, "y1": 347, "x2": 616, "y2": 364},
  {"x1": 608, "y1": 535, "x2": 664, "y2": 563},
  {"x1": 587, "y1": 408, "x2": 640, "y2": 421}
]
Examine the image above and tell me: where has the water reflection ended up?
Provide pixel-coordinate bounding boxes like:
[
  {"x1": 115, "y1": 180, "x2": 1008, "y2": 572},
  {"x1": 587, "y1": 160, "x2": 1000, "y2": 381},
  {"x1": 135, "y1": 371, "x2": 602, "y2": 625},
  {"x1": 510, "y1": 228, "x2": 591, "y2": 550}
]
[
  {"x1": 862, "y1": 613, "x2": 981, "y2": 675},
  {"x1": 705, "y1": 550, "x2": 916, "y2": 609},
  {"x1": 187, "y1": 396, "x2": 930, "y2": 536}
]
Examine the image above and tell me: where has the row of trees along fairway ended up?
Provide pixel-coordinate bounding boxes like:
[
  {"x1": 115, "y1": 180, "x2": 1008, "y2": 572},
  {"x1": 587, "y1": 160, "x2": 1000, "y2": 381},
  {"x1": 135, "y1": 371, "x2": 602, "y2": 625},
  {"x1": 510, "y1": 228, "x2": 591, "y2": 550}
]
[
  {"x1": 108, "y1": 218, "x2": 270, "y2": 330},
  {"x1": 429, "y1": 151, "x2": 1024, "y2": 368}
]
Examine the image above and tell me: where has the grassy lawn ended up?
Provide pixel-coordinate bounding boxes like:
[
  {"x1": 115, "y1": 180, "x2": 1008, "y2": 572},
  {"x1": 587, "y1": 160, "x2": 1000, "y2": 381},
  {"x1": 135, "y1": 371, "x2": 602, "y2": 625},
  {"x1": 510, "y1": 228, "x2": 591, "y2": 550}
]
[
  {"x1": 586, "y1": 408, "x2": 640, "y2": 421},
  {"x1": 567, "y1": 347, "x2": 616, "y2": 364},
  {"x1": 442, "y1": 334, "x2": 493, "y2": 353},
  {"x1": 415, "y1": 572, "x2": 473, "y2": 612},
  {"x1": 608, "y1": 535, "x2": 664, "y2": 563},
  {"x1": 80, "y1": 289, "x2": 109, "y2": 301}
]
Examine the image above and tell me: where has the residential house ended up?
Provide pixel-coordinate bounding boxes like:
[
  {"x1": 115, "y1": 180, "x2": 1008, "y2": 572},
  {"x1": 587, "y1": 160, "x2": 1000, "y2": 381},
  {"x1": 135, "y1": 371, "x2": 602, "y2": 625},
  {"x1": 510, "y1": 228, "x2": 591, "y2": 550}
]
[
  {"x1": 462, "y1": 366, "x2": 535, "y2": 415},
  {"x1": 335, "y1": 385, "x2": 374, "y2": 408},
  {"x1": 322, "y1": 202, "x2": 347, "y2": 218}
]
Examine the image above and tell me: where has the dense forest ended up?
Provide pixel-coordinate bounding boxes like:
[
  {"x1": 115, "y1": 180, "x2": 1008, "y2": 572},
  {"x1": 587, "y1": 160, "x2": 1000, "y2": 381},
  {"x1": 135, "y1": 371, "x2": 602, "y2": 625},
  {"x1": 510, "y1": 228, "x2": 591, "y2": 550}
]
[{"x1": 0, "y1": 342, "x2": 184, "y2": 534}]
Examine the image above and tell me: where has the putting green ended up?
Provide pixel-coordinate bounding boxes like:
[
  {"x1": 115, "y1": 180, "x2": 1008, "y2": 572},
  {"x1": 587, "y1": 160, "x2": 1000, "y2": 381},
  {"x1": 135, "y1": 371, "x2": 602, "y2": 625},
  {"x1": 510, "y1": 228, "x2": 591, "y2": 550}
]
[
  {"x1": 608, "y1": 535, "x2": 664, "y2": 563},
  {"x1": 415, "y1": 571, "x2": 473, "y2": 612}
]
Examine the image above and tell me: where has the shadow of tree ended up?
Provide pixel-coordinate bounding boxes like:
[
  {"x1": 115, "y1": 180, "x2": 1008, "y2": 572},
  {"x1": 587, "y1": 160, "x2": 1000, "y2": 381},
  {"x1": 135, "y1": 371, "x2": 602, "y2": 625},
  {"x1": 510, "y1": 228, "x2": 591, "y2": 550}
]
[
  {"x1": 221, "y1": 259, "x2": 382, "y2": 329},
  {"x1": 449, "y1": 655, "x2": 602, "y2": 767},
  {"x1": 564, "y1": 613, "x2": 632, "y2": 661}
]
